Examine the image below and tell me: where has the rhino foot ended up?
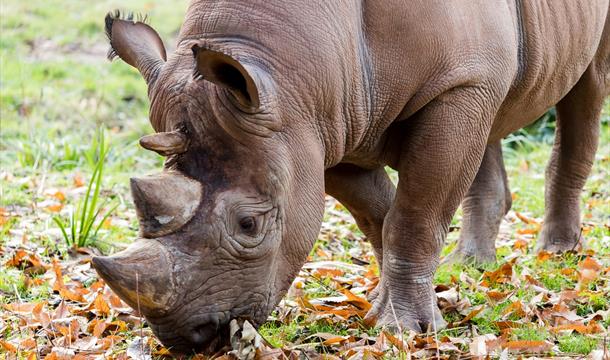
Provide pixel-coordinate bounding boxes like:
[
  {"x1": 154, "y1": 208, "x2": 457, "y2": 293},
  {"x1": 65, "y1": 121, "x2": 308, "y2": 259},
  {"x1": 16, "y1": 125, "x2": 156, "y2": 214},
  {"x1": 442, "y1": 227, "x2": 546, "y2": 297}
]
[
  {"x1": 537, "y1": 224, "x2": 582, "y2": 253},
  {"x1": 364, "y1": 279, "x2": 447, "y2": 333},
  {"x1": 441, "y1": 246, "x2": 496, "y2": 265}
]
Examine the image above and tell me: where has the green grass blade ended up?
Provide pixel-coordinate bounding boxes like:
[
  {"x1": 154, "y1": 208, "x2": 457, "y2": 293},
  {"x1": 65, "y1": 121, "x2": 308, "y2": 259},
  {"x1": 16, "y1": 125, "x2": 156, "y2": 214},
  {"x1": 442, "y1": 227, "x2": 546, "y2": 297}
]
[
  {"x1": 53, "y1": 217, "x2": 70, "y2": 247},
  {"x1": 84, "y1": 130, "x2": 106, "y2": 237},
  {"x1": 71, "y1": 202, "x2": 79, "y2": 246},
  {"x1": 78, "y1": 160, "x2": 98, "y2": 240},
  {"x1": 92, "y1": 203, "x2": 119, "y2": 240},
  {"x1": 80, "y1": 200, "x2": 107, "y2": 247}
]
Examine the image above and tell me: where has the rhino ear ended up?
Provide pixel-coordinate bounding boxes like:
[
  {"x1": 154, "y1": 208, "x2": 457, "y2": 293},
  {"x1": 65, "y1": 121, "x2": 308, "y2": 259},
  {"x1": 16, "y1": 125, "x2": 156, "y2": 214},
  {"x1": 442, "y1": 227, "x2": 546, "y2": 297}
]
[
  {"x1": 105, "y1": 11, "x2": 166, "y2": 86},
  {"x1": 192, "y1": 46, "x2": 260, "y2": 109}
]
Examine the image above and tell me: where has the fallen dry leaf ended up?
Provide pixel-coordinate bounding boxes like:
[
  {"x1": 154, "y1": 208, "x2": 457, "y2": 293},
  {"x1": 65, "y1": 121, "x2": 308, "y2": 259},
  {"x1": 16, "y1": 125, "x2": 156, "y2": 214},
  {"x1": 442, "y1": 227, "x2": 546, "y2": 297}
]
[{"x1": 503, "y1": 340, "x2": 553, "y2": 354}]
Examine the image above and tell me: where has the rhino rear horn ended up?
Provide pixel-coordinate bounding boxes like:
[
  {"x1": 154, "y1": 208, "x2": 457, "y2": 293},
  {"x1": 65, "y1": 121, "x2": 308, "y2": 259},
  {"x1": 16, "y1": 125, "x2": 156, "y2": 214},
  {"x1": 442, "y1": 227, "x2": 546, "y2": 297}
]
[
  {"x1": 131, "y1": 172, "x2": 202, "y2": 238},
  {"x1": 139, "y1": 130, "x2": 189, "y2": 156}
]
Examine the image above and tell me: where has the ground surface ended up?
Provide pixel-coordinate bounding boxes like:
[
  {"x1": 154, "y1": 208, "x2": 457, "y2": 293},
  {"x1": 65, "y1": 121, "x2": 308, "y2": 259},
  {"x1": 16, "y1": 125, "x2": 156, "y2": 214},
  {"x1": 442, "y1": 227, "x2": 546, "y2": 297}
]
[{"x1": 1, "y1": 1, "x2": 609, "y2": 359}]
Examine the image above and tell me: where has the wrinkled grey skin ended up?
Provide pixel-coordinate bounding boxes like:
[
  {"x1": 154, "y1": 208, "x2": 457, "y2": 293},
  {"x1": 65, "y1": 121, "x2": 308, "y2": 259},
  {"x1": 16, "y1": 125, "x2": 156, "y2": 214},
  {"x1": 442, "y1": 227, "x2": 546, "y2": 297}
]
[{"x1": 92, "y1": 0, "x2": 610, "y2": 355}]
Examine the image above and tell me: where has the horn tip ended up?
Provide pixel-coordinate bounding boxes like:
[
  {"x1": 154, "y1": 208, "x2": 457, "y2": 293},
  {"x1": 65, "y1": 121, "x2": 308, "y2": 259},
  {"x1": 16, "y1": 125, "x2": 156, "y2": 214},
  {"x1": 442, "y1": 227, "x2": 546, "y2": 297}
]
[{"x1": 91, "y1": 255, "x2": 114, "y2": 281}]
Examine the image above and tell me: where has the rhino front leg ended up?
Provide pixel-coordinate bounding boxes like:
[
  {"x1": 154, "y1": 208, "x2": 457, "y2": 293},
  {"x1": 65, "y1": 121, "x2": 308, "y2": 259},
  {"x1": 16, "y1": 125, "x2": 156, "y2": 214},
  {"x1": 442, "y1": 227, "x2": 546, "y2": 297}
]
[
  {"x1": 325, "y1": 164, "x2": 395, "y2": 271},
  {"x1": 443, "y1": 141, "x2": 511, "y2": 264},
  {"x1": 365, "y1": 86, "x2": 502, "y2": 332},
  {"x1": 538, "y1": 63, "x2": 606, "y2": 252}
]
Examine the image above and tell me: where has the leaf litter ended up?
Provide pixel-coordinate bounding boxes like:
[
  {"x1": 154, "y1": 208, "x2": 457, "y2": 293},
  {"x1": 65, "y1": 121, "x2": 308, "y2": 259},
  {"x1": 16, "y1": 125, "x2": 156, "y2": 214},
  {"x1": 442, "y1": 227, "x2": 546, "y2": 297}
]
[{"x1": 1, "y1": 185, "x2": 609, "y2": 359}]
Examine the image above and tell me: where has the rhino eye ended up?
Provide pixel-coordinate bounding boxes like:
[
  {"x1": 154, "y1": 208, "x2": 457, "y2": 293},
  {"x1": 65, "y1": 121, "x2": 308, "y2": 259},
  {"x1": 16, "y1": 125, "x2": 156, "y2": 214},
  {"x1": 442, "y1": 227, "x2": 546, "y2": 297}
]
[{"x1": 238, "y1": 216, "x2": 257, "y2": 235}]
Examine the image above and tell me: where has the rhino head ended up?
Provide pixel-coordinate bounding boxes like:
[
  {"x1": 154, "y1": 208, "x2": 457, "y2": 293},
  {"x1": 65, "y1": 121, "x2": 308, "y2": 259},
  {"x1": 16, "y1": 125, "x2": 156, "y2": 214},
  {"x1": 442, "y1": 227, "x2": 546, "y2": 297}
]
[{"x1": 91, "y1": 12, "x2": 327, "y2": 354}]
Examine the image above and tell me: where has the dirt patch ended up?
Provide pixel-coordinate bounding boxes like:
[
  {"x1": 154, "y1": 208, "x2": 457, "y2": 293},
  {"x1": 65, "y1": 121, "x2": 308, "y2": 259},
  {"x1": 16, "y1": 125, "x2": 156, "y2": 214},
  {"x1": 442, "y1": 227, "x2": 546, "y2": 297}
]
[{"x1": 25, "y1": 38, "x2": 109, "y2": 64}]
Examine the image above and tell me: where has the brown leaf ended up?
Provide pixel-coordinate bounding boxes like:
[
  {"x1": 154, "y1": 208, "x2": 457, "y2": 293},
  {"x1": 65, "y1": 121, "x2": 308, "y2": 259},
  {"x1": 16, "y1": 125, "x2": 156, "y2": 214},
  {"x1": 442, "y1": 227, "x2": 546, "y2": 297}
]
[
  {"x1": 89, "y1": 280, "x2": 105, "y2": 292},
  {"x1": 0, "y1": 340, "x2": 18, "y2": 353},
  {"x1": 579, "y1": 257, "x2": 602, "y2": 272},
  {"x1": 106, "y1": 320, "x2": 128, "y2": 334},
  {"x1": 20, "y1": 338, "x2": 37, "y2": 350},
  {"x1": 516, "y1": 227, "x2": 539, "y2": 235},
  {"x1": 59, "y1": 287, "x2": 86, "y2": 303},
  {"x1": 97, "y1": 335, "x2": 123, "y2": 350},
  {"x1": 494, "y1": 321, "x2": 522, "y2": 330},
  {"x1": 314, "y1": 268, "x2": 344, "y2": 278},
  {"x1": 93, "y1": 292, "x2": 111, "y2": 316},
  {"x1": 523, "y1": 274, "x2": 543, "y2": 287},
  {"x1": 550, "y1": 320, "x2": 604, "y2": 335},
  {"x1": 515, "y1": 212, "x2": 539, "y2": 225},
  {"x1": 382, "y1": 331, "x2": 408, "y2": 352},
  {"x1": 53, "y1": 301, "x2": 70, "y2": 320},
  {"x1": 73, "y1": 174, "x2": 85, "y2": 188},
  {"x1": 503, "y1": 340, "x2": 553, "y2": 353},
  {"x1": 513, "y1": 239, "x2": 528, "y2": 251},
  {"x1": 90, "y1": 319, "x2": 108, "y2": 338},
  {"x1": 153, "y1": 346, "x2": 172, "y2": 356},
  {"x1": 322, "y1": 336, "x2": 349, "y2": 346},
  {"x1": 487, "y1": 290, "x2": 510, "y2": 302},
  {"x1": 52, "y1": 258, "x2": 65, "y2": 291},
  {"x1": 45, "y1": 347, "x2": 75, "y2": 360},
  {"x1": 3, "y1": 302, "x2": 37, "y2": 314},
  {"x1": 456, "y1": 306, "x2": 484, "y2": 326},
  {"x1": 56, "y1": 318, "x2": 80, "y2": 341},
  {"x1": 536, "y1": 251, "x2": 553, "y2": 262},
  {"x1": 577, "y1": 257, "x2": 602, "y2": 290},
  {"x1": 502, "y1": 300, "x2": 526, "y2": 319},
  {"x1": 33, "y1": 302, "x2": 51, "y2": 328},
  {"x1": 340, "y1": 288, "x2": 371, "y2": 311},
  {"x1": 560, "y1": 268, "x2": 576, "y2": 276},
  {"x1": 0, "y1": 207, "x2": 8, "y2": 226},
  {"x1": 578, "y1": 269, "x2": 599, "y2": 289},
  {"x1": 481, "y1": 260, "x2": 514, "y2": 286},
  {"x1": 45, "y1": 189, "x2": 66, "y2": 202},
  {"x1": 5, "y1": 249, "x2": 27, "y2": 267},
  {"x1": 45, "y1": 203, "x2": 64, "y2": 213}
]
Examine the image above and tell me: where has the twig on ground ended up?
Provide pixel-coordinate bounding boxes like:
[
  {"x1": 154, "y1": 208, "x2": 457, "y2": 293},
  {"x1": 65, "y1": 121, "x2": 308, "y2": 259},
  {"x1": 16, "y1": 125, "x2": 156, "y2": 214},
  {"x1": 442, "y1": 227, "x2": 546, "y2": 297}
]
[
  {"x1": 431, "y1": 294, "x2": 440, "y2": 360},
  {"x1": 388, "y1": 297, "x2": 405, "y2": 353},
  {"x1": 12, "y1": 284, "x2": 22, "y2": 303},
  {"x1": 135, "y1": 272, "x2": 144, "y2": 355},
  {"x1": 570, "y1": 227, "x2": 584, "y2": 252}
]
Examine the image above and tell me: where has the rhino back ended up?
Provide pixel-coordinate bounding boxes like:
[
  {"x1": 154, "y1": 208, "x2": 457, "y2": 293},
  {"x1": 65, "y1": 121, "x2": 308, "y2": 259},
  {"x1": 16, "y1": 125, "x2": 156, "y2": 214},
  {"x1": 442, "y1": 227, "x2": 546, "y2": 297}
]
[
  {"x1": 492, "y1": 0, "x2": 609, "y2": 139},
  {"x1": 170, "y1": 0, "x2": 607, "y2": 167}
]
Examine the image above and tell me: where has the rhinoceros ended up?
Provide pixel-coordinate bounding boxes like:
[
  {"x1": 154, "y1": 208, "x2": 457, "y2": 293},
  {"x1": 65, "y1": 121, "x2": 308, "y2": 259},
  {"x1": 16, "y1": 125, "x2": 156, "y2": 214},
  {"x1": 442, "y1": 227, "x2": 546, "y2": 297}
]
[{"x1": 92, "y1": 0, "x2": 610, "y2": 354}]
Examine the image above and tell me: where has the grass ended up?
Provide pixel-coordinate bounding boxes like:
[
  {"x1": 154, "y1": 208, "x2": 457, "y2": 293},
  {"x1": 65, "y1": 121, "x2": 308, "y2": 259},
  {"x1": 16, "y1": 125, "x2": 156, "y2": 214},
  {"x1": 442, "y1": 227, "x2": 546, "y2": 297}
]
[
  {"x1": 512, "y1": 326, "x2": 550, "y2": 342},
  {"x1": 1, "y1": 0, "x2": 609, "y2": 358},
  {"x1": 52, "y1": 128, "x2": 118, "y2": 248},
  {"x1": 558, "y1": 335, "x2": 600, "y2": 355}
]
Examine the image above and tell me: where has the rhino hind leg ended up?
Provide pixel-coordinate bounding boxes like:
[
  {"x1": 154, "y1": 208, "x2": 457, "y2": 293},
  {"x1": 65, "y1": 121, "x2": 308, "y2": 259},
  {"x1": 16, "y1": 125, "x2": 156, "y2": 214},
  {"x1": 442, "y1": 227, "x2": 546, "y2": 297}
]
[
  {"x1": 324, "y1": 164, "x2": 395, "y2": 271},
  {"x1": 538, "y1": 60, "x2": 608, "y2": 252},
  {"x1": 443, "y1": 141, "x2": 511, "y2": 264}
]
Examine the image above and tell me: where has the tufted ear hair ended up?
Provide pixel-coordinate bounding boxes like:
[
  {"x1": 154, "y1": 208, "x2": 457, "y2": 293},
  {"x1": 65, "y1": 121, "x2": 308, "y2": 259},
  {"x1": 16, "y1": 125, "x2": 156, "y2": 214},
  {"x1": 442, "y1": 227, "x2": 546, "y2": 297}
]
[
  {"x1": 192, "y1": 46, "x2": 261, "y2": 110},
  {"x1": 105, "y1": 11, "x2": 166, "y2": 86}
]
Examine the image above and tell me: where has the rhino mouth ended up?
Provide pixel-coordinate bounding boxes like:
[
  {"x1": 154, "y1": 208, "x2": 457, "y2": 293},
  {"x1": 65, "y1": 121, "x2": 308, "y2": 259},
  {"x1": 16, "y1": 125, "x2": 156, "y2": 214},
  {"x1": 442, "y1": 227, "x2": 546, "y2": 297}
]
[
  {"x1": 192, "y1": 321, "x2": 232, "y2": 354},
  {"x1": 148, "y1": 306, "x2": 266, "y2": 355},
  {"x1": 149, "y1": 316, "x2": 231, "y2": 355}
]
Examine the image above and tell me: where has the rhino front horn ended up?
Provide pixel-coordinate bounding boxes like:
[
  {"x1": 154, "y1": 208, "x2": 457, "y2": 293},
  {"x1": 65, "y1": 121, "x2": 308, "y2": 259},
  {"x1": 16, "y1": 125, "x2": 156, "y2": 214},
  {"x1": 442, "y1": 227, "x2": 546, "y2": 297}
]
[
  {"x1": 131, "y1": 172, "x2": 202, "y2": 238},
  {"x1": 91, "y1": 239, "x2": 175, "y2": 315},
  {"x1": 139, "y1": 130, "x2": 188, "y2": 156}
]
